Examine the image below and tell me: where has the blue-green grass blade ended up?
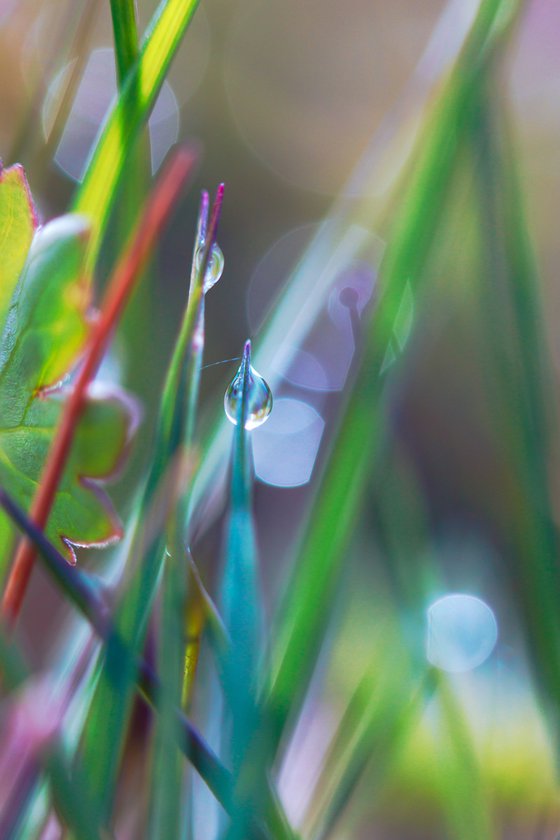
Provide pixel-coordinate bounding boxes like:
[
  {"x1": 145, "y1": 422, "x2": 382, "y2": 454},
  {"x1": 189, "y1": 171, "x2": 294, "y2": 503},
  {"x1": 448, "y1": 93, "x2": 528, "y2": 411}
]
[
  {"x1": 221, "y1": 340, "x2": 262, "y2": 723},
  {"x1": 310, "y1": 670, "x2": 434, "y2": 840}
]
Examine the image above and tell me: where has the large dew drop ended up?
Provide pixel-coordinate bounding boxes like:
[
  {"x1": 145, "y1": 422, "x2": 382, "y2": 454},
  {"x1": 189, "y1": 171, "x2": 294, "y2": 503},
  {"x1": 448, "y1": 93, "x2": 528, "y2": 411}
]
[
  {"x1": 224, "y1": 343, "x2": 273, "y2": 430},
  {"x1": 195, "y1": 241, "x2": 224, "y2": 293}
]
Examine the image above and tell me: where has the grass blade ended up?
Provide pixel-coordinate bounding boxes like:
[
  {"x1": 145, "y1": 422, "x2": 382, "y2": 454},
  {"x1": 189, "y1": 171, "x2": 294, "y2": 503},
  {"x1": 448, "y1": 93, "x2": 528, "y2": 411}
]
[
  {"x1": 0, "y1": 632, "x2": 104, "y2": 840},
  {"x1": 221, "y1": 340, "x2": 262, "y2": 746},
  {"x1": 0, "y1": 484, "x2": 238, "y2": 819},
  {"x1": 110, "y1": 0, "x2": 140, "y2": 85},
  {"x1": 73, "y1": 0, "x2": 202, "y2": 265},
  {"x1": 265, "y1": 0, "x2": 521, "y2": 755},
  {"x1": 470, "y1": 92, "x2": 560, "y2": 712},
  {"x1": 76, "y1": 185, "x2": 224, "y2": 820}
]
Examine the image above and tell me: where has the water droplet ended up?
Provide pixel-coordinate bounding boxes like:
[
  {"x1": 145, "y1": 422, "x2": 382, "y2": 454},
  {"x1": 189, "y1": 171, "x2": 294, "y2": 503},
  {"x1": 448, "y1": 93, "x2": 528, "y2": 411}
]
[
  {"x1": 426, "y1": 594, "x2": 498, "y2": 674},
  {"x1": 195, "y1": 241, "x2": 224, "y2": 292},
  {"x1": 224, "y1": 346, "x2": 273, "y2": 430}
]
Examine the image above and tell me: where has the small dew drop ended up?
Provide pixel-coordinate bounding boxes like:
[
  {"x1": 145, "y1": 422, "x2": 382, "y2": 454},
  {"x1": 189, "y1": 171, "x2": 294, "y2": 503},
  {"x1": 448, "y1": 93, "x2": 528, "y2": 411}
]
[
  {"x1": 224, "y1": 353, "x2": 273, "y2": 431},
  {"x1": 195, "y1": 241, "x2": 224, "y2": 293}
]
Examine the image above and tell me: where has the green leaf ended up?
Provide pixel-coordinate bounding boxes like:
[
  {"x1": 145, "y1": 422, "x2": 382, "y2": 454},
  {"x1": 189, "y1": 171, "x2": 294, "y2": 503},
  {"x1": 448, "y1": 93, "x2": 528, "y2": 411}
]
[
  {"x1": 0, "y1": 215, "x2": 90, "y2": 410},
  {"x1": 0, "y1": 211, "x2": 135, "y2": 568},
  {"x1": 0, "y1": 385, "x2": 135, "y2": 566},
  {"x1": 0, "y1": 164, "x2": 38, "y2": 339}
]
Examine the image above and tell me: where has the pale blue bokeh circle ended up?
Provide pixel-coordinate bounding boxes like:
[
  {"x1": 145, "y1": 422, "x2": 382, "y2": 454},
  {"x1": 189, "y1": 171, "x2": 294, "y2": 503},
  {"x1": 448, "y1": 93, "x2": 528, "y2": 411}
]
[{"x1": 427, "y1": 593, "x2": 498, "y2": 673}]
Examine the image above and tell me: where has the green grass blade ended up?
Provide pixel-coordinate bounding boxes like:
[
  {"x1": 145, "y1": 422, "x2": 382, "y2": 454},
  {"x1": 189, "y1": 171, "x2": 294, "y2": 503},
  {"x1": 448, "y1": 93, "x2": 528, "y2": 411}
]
[
  {"x1": 265, "y1": 0, "x2": 521, "y2": 754},
  {"x1": 435, "y1": 676, "x2": 495, "y2": 840},
  {"x1": 311, "y1": 671, "x2": 433, "y2": 840},
  {"x1": 73, "y1": 0, "x2": 201, "y2": 264},
  {"x1": 470, "y1": 93, "x2": 560, "y2": 711},
  {"x1": 110, "y1": 0, "x2": 140, "y2": 85},
  {"x1": 76, "y1": 187, "x2": 223, "y2": 820},
  {"x1": 148, "y1": 548, "x2": 187, "y2": 839}
]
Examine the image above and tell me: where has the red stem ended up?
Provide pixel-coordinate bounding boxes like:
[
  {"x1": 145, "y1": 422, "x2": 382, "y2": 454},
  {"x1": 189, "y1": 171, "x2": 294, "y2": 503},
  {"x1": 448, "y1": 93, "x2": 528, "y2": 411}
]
[{"x1": 1, "y1": 147, "x2": 197, "y2": 627}]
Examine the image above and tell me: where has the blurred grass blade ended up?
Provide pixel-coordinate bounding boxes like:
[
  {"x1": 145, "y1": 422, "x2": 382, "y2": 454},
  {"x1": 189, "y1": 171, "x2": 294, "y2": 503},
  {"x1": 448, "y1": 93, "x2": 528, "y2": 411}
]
[
  {"x1": 0, "y1": 632, "x2": 104, "y2": 840},
  {"x1": 0, "y1": 484, "x2": 238, "y2": 819},
  {"x1": 188, "y1": 0, "x2": 506, "y2": 527},
  {"x1": 435, "y1": 676, "x2": 494, "y2": 840},
  {"x1": 264, "y1": 0, "x2": 522, "y2": 756},
  {"x1": 73, "y1": 0, "x2": 201, "y2": 264},
  {"x1": 470, "y1": 93, "x2": 560, "y2": 710},
  {"x1": 182, "y1": 551, "x2": 228, "y2": 708},
  {"x1": 76, "y1": 186, "x2": 224, "y2": 820},
  {"x1": 309, "y1": 670, "x2": 433, "y2": 840}
]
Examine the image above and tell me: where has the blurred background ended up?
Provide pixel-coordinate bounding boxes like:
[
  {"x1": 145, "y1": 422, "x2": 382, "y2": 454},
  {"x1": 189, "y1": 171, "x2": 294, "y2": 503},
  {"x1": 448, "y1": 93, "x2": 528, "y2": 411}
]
[{"x1": 1, "y1": 0, "x2": 560, "y2": 837}]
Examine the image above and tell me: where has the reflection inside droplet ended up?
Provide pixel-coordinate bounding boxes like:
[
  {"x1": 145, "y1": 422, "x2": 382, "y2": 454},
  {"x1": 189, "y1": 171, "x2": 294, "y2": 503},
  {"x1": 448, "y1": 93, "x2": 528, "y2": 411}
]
[
  {"x1": 224, "y1": 351, "x2": 273, "y2": 430},
  {"x1": 43, "y1": 48, "x2": 180, "y2": 181},
  {"x1": 426, "y1": 594, "x2": 498, "y2": 673},
  {"x1": 195, "y1": 241, "x2": 225, "y2": 292},
  {"x1": 252, "y1": 398, "x2": 325, "y2": 487}
]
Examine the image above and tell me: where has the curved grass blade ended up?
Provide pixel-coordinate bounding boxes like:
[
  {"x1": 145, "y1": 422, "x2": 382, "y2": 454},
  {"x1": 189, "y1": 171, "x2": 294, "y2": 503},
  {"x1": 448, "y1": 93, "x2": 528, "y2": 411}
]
[{"x1": 73, "y1": 0, "x2": 201, "y2": 265}]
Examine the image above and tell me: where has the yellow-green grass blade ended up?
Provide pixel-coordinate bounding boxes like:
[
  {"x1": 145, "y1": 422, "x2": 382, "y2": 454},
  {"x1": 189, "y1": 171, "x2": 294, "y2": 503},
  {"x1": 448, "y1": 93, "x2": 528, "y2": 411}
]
[{"x1": 73, "y1": 0, "x2": 201, "y2": 265}]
